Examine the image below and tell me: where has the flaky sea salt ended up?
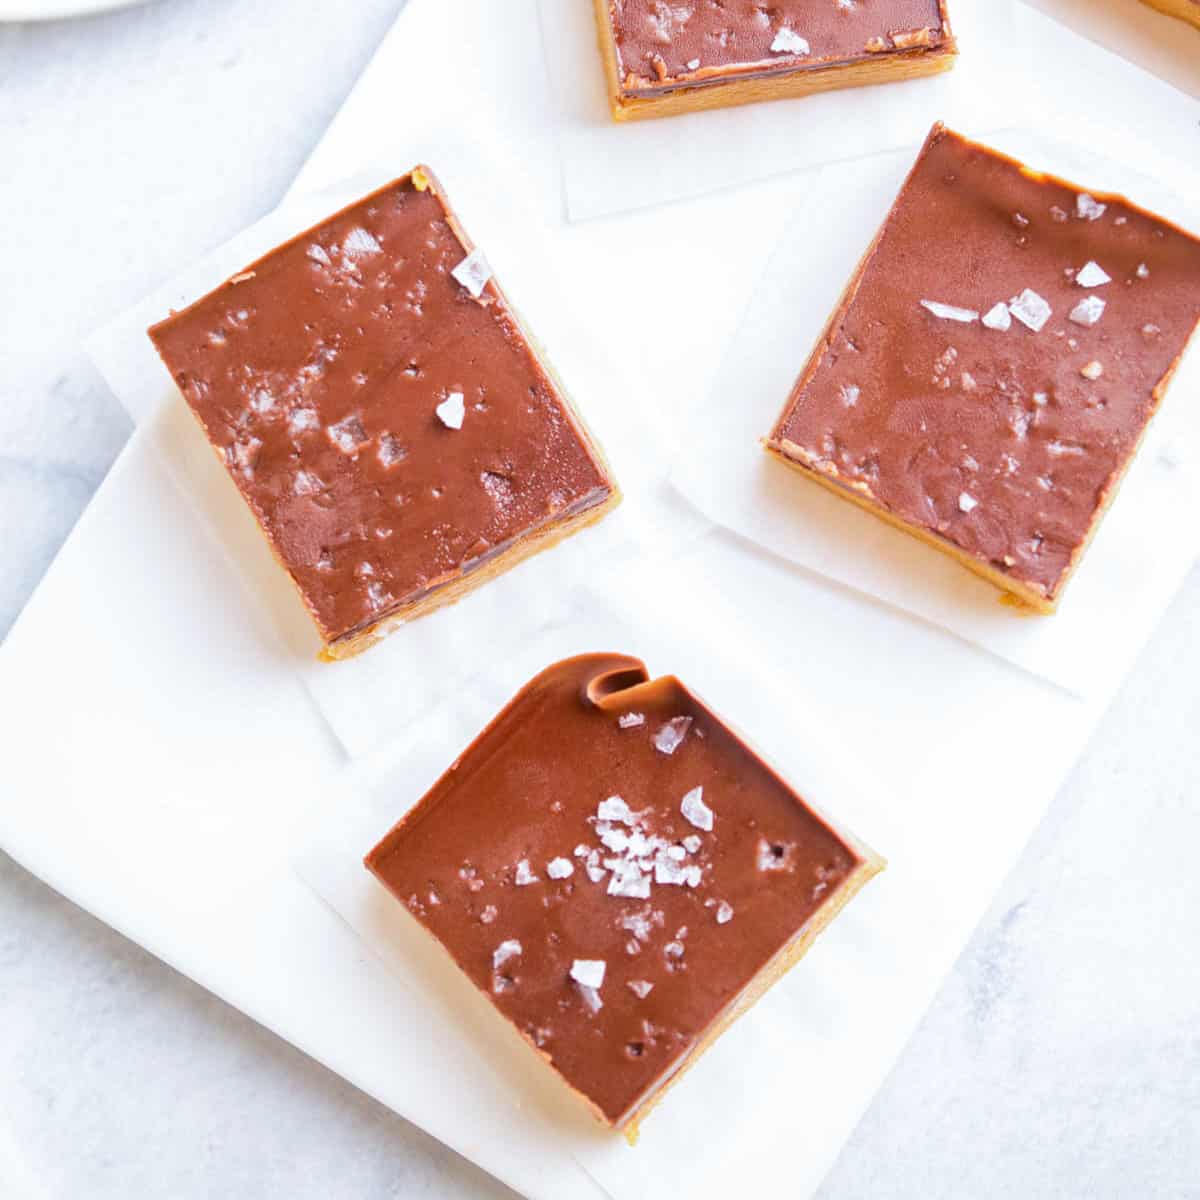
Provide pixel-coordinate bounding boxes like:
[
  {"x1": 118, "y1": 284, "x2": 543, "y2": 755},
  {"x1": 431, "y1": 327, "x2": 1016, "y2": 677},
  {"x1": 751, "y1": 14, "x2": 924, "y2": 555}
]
[
  {"x1": 327, "y1": 414, "x2": 368, "y2": 453},
  {"x1": 570, "y1": 959, "x2": 606, "y2": 988},
  {"x1": 715, "y1": 901, "x2": 734, "y2": 925},
  {"x1": 981, "y1": 302, "x2": 1011, "y2": 331},
  {"x1": 1076, "y1": 193, "x2": 1107, "y2": 221},
  {"x1": 770, "y1": 28, "x2": 810, "y2": 54},
  {"x1": 514, "y1": 859, "x2": 539, "y2": 886},
  {"x1": 682, "y1": 835, "x2": 702, "y2": 854},
  {"x1": 628, "y1": 980, "x2": 654, "y2": 999},
  {"x1": 546, "y1": 857, "x2": 574, "y2": 880},
  {"x1": 607, "y1": 863, "x2": 651, "y2": 899},
  {"x1": 451, "y1": 248, "x2": 493, "y2": 298},
  {"x1": 1008, "y1": 289, "x2": 1052, "y2": 333},
  {"x1": 493, "y1": 939, "x2": 522, "y2": 969},
  {"x1": 1075, "y1": 261, "x2": 1111, "y2": 288},
  {"x1": 288, "y1": 407, "x2": 319, "y2": 433},
  {"x1": 1080, "y1": 360, "x2": 1104, "y2": 381},
  {"x1": 958, "y1": 492, "x2": 978, "y2": 514},
  {"x1": 686, "y1": 57, "x2": 700, "y2": 70},
  {"x1": 680, "y1": 786, "x2": 714, "y2": 831},
  {"x1": 1136, "y1": 263, "x2": 1150, "y2": 280},
  {"x1": 1069, "y1": 296, "x2": 1106, "y2": 328},
  {"x1": 654, "y1": 857, "x2": 688, "y2": 886},
  {"x1": 840, "y1": 384, "x2": 860, "y2": 408},
  {"x1": 436, "y1": 392, "x2": 465, "y2": 430},
  {"x1": 377, "y1": 433, "x2": 407, "y2": 467},
  {"x1": 578, "y1": 985, "x2": 603, "y2": 1014},
  {"x1": 293, "y1": 471, "x2": 323, "y2": 497},
  {"x1": 597, "y1": 795, "x2": 634, "y2": 824},
  {"x1": 653, "y1": 717, "x2": 693, "y2": 755},
  {"x1": 343, "y1": 227, "x2": 382, "y2": 257},
  {"x1": 920, "y1": 300, "x2": 979, "y2": 324},
  {"x1": 618, "y1": 712, "x2": 645, "y2": 729}
]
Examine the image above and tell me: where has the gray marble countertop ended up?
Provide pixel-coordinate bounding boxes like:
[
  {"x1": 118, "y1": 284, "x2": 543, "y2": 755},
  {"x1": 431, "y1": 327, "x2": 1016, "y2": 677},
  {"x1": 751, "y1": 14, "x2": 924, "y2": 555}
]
[{"x1": 2, "y1": 2, "x2": 1198, "y2": 1196}]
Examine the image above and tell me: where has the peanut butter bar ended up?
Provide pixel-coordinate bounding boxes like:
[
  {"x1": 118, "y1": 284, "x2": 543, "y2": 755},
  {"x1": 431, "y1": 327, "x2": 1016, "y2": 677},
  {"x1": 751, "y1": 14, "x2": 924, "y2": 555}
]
[
  {"x1": 594, "y1": 0, "x2": 957, "y2": 122},
  {"x1": 149, "y1": 169, "x2": 619, "y2": 660},
  {"x1": 766, "y1": 123, "x2": 1200, "y2": 612},
  {"x1": 365, "y1": 653, "x2": 883, "y2": 1137}
]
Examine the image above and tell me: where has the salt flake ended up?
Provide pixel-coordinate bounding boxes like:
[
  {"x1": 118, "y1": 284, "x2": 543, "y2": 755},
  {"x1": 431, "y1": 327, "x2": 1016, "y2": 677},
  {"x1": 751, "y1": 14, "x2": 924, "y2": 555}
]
[
  {"x1": 1075, "y1": 261, "x2": 1111, "y2": 288},
  {"x1": 628, "y1": 980, "x2": 654, "y2": 999},
  {"x1": 514, "y1": 859, "x2": 539, "y2": 886},
  {"x1": 1069, "y1": 296, "x2": 1106, "y2": 328},
  {"x1": 920, "y1": 300, "x2": 979, "y2": 324},
  {"x1": 493, "y1": 939, "x2": 522, "y2": 969},
  {"x1": 1076, "y1": 193, "x2": 1107, "y2": 221},
  {"x1": 436, "y1": 392, "x2": 465, "y2": 430},
  {"x1": 680, "y1": 786, "x2": 714, "y2": 831},
  {"x1": 958, "y1": 492, "x2": 978, "y2": 514},
  {"x1": 451, "y1": 248, "x2": 493, "y2": 298},
  {"x1": 653, "y1": 717, "x2": 693, "y2": 756},
  {"x1": 982, "y1": 302, "x2": 1012, "y2": 332},
  {"x1": 570, "y1": 959, "x2": 606, "y2": 988},
  {"x1": 1008, "y1": 289, "x2": 1052, "y2": 333},
  {"x1": 618, "y1": 712, "x2": 646, "y2": 729},
  {"x1": 770, "y1": 28, "x2": 810, "y2": 54},
  {"x1": 546, "y1": 857, "x2": 574, "y2": 880},
  {"x1": 597, "y1": 795, "x2": 634, "y2": 824},
  {"x1": 715, "y1": 901, "x2": 734, "y2": 925}
]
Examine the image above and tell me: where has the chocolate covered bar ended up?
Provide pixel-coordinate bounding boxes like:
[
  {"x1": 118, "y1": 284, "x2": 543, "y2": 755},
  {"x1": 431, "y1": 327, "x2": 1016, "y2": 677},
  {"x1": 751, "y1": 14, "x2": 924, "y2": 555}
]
[
  {"x1": 365, "y1": 653, "x2": 883, "y2": 1137},
  {"x1": 594, "y1": 0, "x2": 957, "y2": 121},
  {"x1": 149, "y1": 169, "x2": 618, "y2": 659},
  {"x1": 766, "y1": 123, "x2": 1200, "y2": 612}
]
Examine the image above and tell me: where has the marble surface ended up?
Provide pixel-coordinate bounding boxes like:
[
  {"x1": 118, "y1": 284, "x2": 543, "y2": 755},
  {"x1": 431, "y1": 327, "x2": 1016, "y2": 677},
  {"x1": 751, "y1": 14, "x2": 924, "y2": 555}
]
[{"x1": 1, "y1": 1, "x2": 1198, "y2": 1196}]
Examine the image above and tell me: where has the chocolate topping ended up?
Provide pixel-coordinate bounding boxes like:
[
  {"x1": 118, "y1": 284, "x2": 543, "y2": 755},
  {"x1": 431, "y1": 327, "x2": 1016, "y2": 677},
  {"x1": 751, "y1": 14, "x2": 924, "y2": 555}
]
[
  {"x1": 605, "y1": 0, "x2": 951, "y2": 95},
  {"x1": 149, "y1": 170, "x2": 614, "y2": 647},
  {"x1": 365, "y1": 654, "x2": 878, "y2": 1128},
  {"x1": 768, "y1": 124, "x2": 1200, "y2": 603}
]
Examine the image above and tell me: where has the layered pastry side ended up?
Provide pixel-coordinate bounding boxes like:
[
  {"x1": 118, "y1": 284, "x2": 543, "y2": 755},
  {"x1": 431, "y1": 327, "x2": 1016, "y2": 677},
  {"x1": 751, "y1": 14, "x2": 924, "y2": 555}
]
[
  {"x1": 765, "y1": 123, "x2": 1200, "y2": 613},
  {"x1": 1139, "y1": 0, "x2": 1200, "y2": 29},
  {"x1": 365, "y1": 653, "x2": 883, "y2": 1138},
  {"x1": 593, "y1": 0, "x2": 957, "y2": 121},
  {"x1": 148, "y1": 169, "x2": 619, "y2": 660}
]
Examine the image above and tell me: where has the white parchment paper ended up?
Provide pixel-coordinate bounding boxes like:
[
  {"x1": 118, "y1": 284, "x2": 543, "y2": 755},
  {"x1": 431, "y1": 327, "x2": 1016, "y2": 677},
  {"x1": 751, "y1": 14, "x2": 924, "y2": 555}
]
[
  {"x1": 295, "y1": 564, "x2": 958, "y2": 1200},
  {"x1": 538, "y1": 0, "x2": 1020, "y2": 221},
  {"x1": 671, "y1": 126, "x2": 1200, "y2": 699},
  {"x1": 88, "y1": 144, "x2": 703, "y2": 758}
]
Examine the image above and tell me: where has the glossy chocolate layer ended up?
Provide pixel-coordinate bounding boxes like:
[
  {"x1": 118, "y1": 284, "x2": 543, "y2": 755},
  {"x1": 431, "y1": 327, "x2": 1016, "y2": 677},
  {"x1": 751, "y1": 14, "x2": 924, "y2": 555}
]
[
  {"x1": 149, "y1": 171, "x2": 614, "y2": 647},
  {"x1": 605, "y1": 0, "x2": 951, "y2": 96},
  {"x1": 769, "y1": 124, "x2": 1200, "y2": 602},
  {"x1": 366, "y1": 654, "x2": 873, "y2": 1127}
]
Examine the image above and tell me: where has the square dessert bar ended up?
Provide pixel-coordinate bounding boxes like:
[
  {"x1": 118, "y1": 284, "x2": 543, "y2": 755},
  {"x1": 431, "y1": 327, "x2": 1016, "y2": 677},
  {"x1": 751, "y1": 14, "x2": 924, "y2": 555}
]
[
  {"x1": 594, "y1": 0, "x2": 957, "y2": 122},
  {"x1": 766, "y1": 123, "x2": 1200, "y2": 613},
  {"x1": 365, "y1": 653, "x2": 883, "y2": 1137},
  {"x1": 149, "y1": 169, "x2": 618, "y2": 660},
  {"x1": 1139, "y1": 0, "x2": 1200, "y2": 29}
]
